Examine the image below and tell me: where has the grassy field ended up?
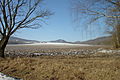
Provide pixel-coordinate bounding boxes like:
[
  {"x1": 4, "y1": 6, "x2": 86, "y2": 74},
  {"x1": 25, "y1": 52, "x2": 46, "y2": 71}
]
[
  {"x1": 0, "y1": 56, "x2": 120, "y2": 80},
  {"x1": 0, "y1": 44, "x2": 119, "y2": 80}
]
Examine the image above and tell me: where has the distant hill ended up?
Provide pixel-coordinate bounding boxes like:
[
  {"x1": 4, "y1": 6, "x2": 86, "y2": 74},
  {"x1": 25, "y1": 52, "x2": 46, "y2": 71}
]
[
  {"x1": 8, "y1": 37, "x2": 40, "y2": 44},
  {"x1": 78, "y1": 36, "x2": 112, "y2": 45},
  {"x1": 2, "y1": 36, "x2": 112, "y2": 45},
  {"x1": 72, "y1": 41, "x2": 81, "y2": 44},
  {"x1": 50, "y1": 39, "x2": 70, "y2": 43},
  {"x1": 39, "y1": 36, "x2": 112, "y2": 45}
]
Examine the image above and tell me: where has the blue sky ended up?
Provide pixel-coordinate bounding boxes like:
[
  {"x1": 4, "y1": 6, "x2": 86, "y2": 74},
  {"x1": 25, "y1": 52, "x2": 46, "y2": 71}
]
[{"x1": 14, "y1": 0, "x2": 107, "y2": 42}]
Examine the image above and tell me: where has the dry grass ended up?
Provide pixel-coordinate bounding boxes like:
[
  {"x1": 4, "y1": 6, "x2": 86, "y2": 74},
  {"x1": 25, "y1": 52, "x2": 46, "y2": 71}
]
[
  {"x1": 0, "y1": 56, "x2": 120, "y2": 80},
  {"x1": 3, "y1": 45, "x2": 119, "y2": 80}
]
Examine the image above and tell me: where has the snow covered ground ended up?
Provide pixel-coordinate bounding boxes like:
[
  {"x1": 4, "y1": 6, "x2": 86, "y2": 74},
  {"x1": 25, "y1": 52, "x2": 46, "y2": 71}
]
[
  {"x1": 7, "y1": 42, "x2": 92, "y2": 46},
  {"x1": 0, "y1": 73, "x2": 22, "y2": 80}
]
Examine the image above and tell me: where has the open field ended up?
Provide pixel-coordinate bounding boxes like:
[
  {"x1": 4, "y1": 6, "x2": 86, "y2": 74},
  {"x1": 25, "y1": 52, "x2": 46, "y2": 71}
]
[
  {"x1": 0, "y1": 56, "x2": 120, "y2": 80},
  {"x1": 0, "y1": 43, "x2": 119, "y2": 80},
  {"x1": 5, "y1": 43, "x2": 111, "y2": 57},
  {"x1": 6, "y1": 44, "x2": 99, "y2": 54}
]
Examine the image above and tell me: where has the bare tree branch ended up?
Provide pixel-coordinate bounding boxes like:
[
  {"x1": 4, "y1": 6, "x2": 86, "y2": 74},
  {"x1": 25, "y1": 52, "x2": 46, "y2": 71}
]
[{"x1": 72, "y1": 0, "x2": 120, "y2": 48}]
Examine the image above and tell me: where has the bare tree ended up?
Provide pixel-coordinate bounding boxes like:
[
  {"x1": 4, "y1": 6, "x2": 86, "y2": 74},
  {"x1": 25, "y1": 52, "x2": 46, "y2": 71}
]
[
  {"x1": 0, "y1": 0, "x2": 52, "y2": 58},
  {"x1": 72, "y1": 0, "x2": 120, "y2": 48}
]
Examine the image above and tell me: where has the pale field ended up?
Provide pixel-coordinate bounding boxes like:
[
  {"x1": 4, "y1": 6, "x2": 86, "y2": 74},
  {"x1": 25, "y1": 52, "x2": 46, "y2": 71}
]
[{"x1": 6, "y1": 43, "x2": 105, "y2": 54}]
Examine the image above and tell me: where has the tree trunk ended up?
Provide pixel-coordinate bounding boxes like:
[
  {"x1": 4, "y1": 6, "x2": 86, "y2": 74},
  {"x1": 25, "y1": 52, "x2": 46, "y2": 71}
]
[
  {"x1": 112, "y1": 25, "x2": 120, "y2": 49},
  {"x1": 115, "y1": 24, "x2": 120, "y2": 48},
  {"x1": 0, "y1": 36, "x2": 10, "y2": 58},
  {"x1": 112, "y1": 36, "x2": 120, "y2": 48},
  {"x1": 0, "y1": 48, "x2": 5, "y2": 58}
]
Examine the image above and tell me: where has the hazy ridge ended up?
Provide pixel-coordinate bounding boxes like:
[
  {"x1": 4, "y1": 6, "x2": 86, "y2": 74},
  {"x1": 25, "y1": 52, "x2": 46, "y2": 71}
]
[{"x1": 8, "y1": 36, "x2": 111, "y2": 45}]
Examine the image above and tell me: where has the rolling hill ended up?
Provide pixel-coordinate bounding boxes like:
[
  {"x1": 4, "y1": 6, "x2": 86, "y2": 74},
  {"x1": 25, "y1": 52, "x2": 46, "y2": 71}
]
[
  {"x1": 1, "y1": 36, "x2": 112, "y2": 45},
  {"x1": 79, "y1": 36, "x2": 112, "y2": 45},
  {"x1": 8, "y1": 37, "x2": 40, "y2": 44},
  {"x1": 49, "y1": 39, "x2": 70, "y2": 43},
  {"x1": 49, "y1": 36, "x2": 112, "y2": 45}
]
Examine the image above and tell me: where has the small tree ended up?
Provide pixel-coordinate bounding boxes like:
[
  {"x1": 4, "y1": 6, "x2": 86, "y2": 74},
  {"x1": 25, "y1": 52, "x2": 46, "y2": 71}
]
[
  {"x1": 72, "y1": 0, "x2": 120, "y2": 48},
  {"x1": 0, "y1": 0, "x2": 51, "y2": 58}
]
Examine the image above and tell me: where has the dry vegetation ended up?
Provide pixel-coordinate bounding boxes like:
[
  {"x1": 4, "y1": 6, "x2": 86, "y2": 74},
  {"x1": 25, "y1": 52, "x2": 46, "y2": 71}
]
[
  {"x1": 0, "y1": 45, "x2": 119, "y2": 80},
  {"x1": 0, "y1": 56, "x2": 120, "y2": 80}
]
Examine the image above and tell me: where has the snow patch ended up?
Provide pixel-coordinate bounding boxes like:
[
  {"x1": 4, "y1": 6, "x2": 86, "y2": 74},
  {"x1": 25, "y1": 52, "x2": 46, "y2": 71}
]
[
  {"x1": 97, "y1": 48, "x2": 120, "y2": 53},
  {"x1": 0, "y1": 73, "x2": 22, "y2": 80},
  {"x1": 7, "y1": 42, "x2": 92, "y2": 46}
]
